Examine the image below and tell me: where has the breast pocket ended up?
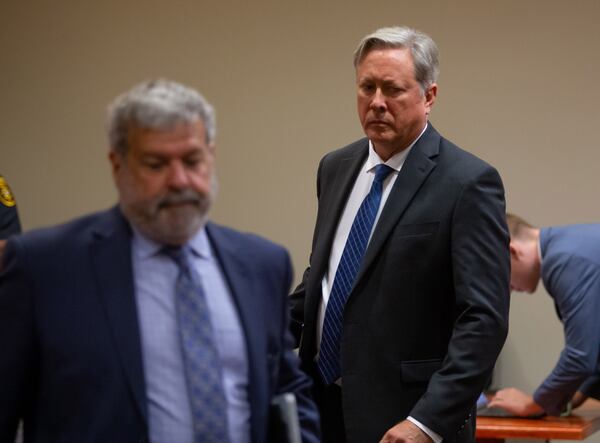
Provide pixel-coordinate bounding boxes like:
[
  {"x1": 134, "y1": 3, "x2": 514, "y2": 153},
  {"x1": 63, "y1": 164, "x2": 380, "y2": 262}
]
[
  {"x1": 395, "y1": 222, "x2": 440, "y2": 238},
  {"x1": 386, "y1": 222, "x2": 440, "y2": 269}
]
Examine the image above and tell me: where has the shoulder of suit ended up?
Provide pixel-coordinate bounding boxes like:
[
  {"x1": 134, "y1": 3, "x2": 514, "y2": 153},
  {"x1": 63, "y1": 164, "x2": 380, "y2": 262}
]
[
  {"x1": 435, "y1": 136, "x2": 500, "y2": 181},
  {"x1": 14, "y1": 207, "x2": 119, "y2": 250},
  {"x1": 206, "y1": 221, "x2": 288, "y2": 255},
  {"x1": 321, "y1": 138, "x2": 369, "y2": 163}
]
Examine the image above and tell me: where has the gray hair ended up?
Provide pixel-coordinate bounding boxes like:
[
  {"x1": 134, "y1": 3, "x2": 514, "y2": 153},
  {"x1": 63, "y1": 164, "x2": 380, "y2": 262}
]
[
  {"x1": 353, "y1": 26, "x2": 439, "y2": 93},
  {"x1": 107, "y1": 79, "x2": 216, "y2": 155}
]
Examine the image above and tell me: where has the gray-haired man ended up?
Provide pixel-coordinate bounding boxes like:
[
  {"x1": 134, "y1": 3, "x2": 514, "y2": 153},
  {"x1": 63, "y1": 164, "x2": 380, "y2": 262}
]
[
  {"x1": 291, "y1": 26, "x2": 510, "y2": 443},
  {"x1": 0, "y1": 79, "x2": 320, "y2": 443}
]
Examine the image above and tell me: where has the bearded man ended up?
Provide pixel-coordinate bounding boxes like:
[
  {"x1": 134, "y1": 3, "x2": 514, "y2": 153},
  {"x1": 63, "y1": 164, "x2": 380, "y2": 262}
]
[{"x1": 0, "y1": 79, "x2": 319, "y2": 443}]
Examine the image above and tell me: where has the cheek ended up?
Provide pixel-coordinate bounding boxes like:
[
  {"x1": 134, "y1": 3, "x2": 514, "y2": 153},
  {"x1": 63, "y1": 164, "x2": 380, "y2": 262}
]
[
  {"x1": 357, "y1": 99, "x2": 368, "y2": 119},
  {"x1": 190, "y1": 167, "x2": 213, "y2": 193},
  {"x1": 129, "y1": 173, "x2": 165, "y2": 200}
]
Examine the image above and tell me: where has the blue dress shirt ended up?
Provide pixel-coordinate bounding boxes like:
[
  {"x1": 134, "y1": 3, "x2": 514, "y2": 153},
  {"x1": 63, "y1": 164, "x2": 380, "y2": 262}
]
[{"x1": 131, "y1": 227, "x2": 250, "y2": 443}]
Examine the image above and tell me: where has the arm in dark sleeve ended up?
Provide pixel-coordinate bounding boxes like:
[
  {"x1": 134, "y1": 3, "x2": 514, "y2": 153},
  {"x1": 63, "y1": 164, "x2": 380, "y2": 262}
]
[
  {"x1": 289, "y1": 267, "x2": 310, "y2": 346},
  {"x1": 276, "y1": 252, "x2": 320, "y2": 443},
  {"x1": 0, "y1": 204, "x2": 21, "y2": 238},
  {"x1": 410, "y1": 165, "x2": 511, "y2": 440},
  {"x1": 288, "y1": 155, "x2": 324, "y2": 347},
  {"x1": 0, "y1": 238, "x2": 36, "y2": 440}
]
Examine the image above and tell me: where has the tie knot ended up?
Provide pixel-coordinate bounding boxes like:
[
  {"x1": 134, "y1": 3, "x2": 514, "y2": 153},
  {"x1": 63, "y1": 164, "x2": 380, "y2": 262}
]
[
  {"x1": 373, "y1": 164, "x2": 394, "y2": 184},
  {"x1": 161, "y1": 245, "x2": 190, "y2": 270}
]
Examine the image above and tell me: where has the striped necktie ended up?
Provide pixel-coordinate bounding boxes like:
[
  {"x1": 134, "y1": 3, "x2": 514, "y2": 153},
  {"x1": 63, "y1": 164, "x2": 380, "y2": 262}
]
[{"x1": 318, "y1": 164, "x2": 394, "y2": 385}]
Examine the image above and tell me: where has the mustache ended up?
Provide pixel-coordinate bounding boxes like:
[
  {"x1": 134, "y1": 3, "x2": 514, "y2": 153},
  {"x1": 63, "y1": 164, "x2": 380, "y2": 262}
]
[{"x1": 157, "y1": 190, "x2": 205, "y2": 209}]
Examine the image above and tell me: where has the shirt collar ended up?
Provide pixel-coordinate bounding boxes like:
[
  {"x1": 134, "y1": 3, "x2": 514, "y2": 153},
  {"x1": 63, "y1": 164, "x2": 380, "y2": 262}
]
[
  {"x1": 366, "y1": 122, "x2": 428, "y2": 173},
  {"x1": 131, "y1": 225, "x2": 212, "y2": 260}
]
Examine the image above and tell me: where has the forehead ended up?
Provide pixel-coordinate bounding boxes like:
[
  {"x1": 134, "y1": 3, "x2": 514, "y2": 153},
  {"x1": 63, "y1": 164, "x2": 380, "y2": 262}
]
[
  {"x1": 356, "y1": 47, "x2": 415, "y2": 79},
  {"x1": 128, "y1": 120, "x2": 208, "y2": 153}
]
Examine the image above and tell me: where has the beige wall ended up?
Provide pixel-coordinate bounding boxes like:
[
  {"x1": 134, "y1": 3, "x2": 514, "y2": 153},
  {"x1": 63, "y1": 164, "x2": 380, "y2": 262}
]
[{"x1": 3, "y1": 0, "x2": 600, "y2": 440}]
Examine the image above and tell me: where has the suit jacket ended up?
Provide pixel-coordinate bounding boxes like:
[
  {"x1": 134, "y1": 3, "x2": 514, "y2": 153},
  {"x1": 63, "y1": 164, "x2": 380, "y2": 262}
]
[
  {"x1": 291, "y1": 125, "x2": 510, "y2": 443},
  {"x1": 0, "y1": 206, "x2": 320, "y2": 443},
  {"x1": 533, "y1": 224, "x2": 600, "y2": 415}
]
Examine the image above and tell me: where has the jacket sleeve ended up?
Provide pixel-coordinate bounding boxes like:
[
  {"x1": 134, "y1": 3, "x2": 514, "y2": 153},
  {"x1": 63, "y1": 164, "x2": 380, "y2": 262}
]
[
  {"x1": 0, "y1": 238, "x2": 36, "y2": 440},
  {"x1": 275, "y1": 251, "x2": 321, "y2": 443},
  {"x1": 409, "y1": 165, "x2": 510, "y2": 441},
  {"x1": 533, "y1": 255, "x2": 600, "y2": 415}
]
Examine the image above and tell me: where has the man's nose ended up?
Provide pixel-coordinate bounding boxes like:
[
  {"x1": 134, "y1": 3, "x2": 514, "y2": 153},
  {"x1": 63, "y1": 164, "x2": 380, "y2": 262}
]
[
  {"x1": 166, "y1": 162, "x2": 190, "y2": 189},
  {"x1": 370, "y1": 89, "x2": 387, "y2": 113}
]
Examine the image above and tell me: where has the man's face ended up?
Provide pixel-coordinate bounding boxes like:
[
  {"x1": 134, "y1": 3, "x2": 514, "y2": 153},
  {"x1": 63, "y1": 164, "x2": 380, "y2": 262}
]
[
  {"x1": 356, "y1": 47, "x2": 436, "y2": 159},
  {"x1": 509, "y1": 241, "x2": 540, "y2": 293},
  {"x1": 110, "y1": 120, "x2": 215, "y2": 246}
]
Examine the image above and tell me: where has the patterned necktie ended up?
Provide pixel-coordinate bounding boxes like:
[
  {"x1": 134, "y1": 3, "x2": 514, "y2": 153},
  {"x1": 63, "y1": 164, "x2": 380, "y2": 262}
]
[
  {"x1": 318, "y1": 164, "x2": 394, "y2": 385},
  {"x1": 162, "y1": 246, "x2": 230, "y2": 443}
]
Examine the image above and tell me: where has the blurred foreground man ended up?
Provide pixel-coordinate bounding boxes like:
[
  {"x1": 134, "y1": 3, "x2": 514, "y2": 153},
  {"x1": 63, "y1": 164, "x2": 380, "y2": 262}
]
[
  {"x1": 0, "y1": 79, "x2": 319, "y2": 443},
  {"x1": 291, "y1": 26, "x2": 510, "y2": 443},
  {"x1": 490, "y1": 214, "x2": 600, "y2": 417}
]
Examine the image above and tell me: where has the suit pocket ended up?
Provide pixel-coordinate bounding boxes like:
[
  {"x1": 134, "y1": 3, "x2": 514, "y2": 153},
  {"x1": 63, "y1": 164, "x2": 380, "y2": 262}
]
[
  {"x1": 386, "y1": 222, "x2": 440, "y2": 270},
  {"x1": 400, "y1": 358, "x2": 443, "y2": 382},
  {"x1": 395, "y1": 221, "x2": 439, "y2": 238}
]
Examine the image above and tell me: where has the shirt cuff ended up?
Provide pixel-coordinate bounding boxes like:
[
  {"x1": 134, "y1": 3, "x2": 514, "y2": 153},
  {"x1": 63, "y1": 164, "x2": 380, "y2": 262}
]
[{"x1": 407, "y1": 416, "x2": 442, "y2": 443}]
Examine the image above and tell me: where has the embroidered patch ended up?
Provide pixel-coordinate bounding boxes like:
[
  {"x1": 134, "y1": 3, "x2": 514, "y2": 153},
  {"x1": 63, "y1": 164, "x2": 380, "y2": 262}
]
[{"x1": 0, "y1": 176, "x2": 17, "y2": 207}]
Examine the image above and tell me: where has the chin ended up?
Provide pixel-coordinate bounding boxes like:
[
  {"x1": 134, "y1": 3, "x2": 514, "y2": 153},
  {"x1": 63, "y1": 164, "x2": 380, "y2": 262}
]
[
  {"x1": 158, "y1": 215, "x2": 207, "y2": 245},
  {"x1": 133, "y1": 214, "x2": 207, "y2": 246}
]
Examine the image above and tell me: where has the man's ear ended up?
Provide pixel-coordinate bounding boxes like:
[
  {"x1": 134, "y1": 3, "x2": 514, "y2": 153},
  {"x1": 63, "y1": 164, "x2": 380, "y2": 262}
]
[
  {"x1": 424, "y1": 83, "x2": 437, "y2": 111},
  {"x1": 108, "y1": 150, "x2": 123, "y2": 177},
  {"x1": 509, "y1": 241, "x2": 521, "y2": 260}
]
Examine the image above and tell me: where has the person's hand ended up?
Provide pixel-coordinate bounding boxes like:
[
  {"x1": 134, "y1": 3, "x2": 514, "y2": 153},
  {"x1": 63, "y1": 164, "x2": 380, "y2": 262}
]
[
  {"x1": 488, "y1": 387, "x2": 545, "y2": 416},
  {"x1": 379, "y1": 419, "x2": 433, "y2": 443}
]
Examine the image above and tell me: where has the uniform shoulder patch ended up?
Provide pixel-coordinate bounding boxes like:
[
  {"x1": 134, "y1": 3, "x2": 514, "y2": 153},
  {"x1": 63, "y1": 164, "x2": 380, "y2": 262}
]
[{"x1": 0, "y1": 176, "x2": 17, "y2": 207}]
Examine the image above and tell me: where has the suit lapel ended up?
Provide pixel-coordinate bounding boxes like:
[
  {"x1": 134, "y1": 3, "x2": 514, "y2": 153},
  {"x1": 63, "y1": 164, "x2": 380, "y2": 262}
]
[
  {"x1": 309, "y1": 142, "x2": 368, "y2": 291},
  {"x1": 354, "y1": 126, "x2": 440, "y2": 287},
  {"x1": 205, "y1": 223, "x2": 265, "y2": 442},
  {"x1": 89, "y1": 207, "x2": 148, "y2": 424}
]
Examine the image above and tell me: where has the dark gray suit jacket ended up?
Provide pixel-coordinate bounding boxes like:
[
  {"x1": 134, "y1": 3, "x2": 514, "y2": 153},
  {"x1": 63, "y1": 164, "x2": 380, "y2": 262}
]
[{"x1": 291, "y1": 125, "x2": 510, "y2": 443}]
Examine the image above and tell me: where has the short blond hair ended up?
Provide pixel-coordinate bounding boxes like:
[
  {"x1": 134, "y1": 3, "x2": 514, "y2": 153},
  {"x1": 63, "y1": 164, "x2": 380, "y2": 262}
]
[{"x1": 506, "y1": 213, "x2": 536, "y2": 240}]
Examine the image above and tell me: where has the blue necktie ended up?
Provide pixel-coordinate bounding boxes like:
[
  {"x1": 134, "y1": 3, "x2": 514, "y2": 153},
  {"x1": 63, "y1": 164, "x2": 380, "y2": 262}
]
[
  {"x1": 318, "y1": 164, "x2": 394, "y2": 385},
  {"x1": 163, "y1": 246, "x2": 230, "y2": 443}
]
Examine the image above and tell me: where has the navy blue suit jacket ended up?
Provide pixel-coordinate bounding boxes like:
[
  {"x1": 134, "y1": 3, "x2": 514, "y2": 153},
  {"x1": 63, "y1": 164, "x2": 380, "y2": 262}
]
[
  {"x1": 0, "y1": 206, "x2": 319, "y2": 443},
  {"x1": 534, "y1": 224, "x2": 600, "y2": 415}
]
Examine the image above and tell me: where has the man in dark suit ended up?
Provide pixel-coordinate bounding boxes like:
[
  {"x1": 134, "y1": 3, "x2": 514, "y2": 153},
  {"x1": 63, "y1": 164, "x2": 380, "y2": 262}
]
[
  {"x1": 291, "y1": 26, "x2": 510, "y2": 443},
  {"x1": 0, "y1": 79, "x2": 319, "y2": 443},
  {"x1": 489, "y1": 214, "x2": 600, "y2": 417}
]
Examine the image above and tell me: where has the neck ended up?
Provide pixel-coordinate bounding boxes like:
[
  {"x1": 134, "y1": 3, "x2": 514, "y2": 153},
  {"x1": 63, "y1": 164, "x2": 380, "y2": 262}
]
[
  {"x1": 372, "y1": 122, "x2": 428, "y2": 161},
  {"x1": 372, "y1": 143, "x2": 409, "y2": 162}
]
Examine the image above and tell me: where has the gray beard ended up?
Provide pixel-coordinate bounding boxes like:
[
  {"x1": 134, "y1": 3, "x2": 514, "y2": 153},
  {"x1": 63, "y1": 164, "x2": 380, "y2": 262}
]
[{"x1": 121, "y1": 176, "x2": 218, "y2": 246}]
